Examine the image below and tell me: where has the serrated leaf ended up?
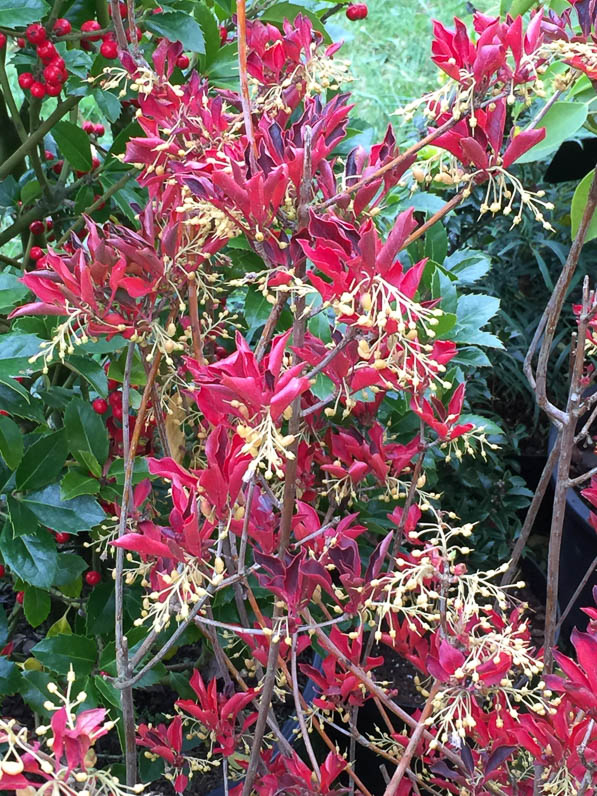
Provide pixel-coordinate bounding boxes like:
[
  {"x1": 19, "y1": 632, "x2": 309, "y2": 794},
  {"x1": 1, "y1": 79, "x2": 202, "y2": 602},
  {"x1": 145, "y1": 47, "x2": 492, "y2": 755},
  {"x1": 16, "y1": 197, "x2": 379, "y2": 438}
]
[
  {"x1": 0, "y1": 272, "x2": 29, "y2": 314},
  {"x1": 145, "y1": 11, "x2": 205, "y2": 53},
  {"x1": 52, "y1": 120, "x2": 92, "y2": 171},
  {"x1": 21, "y1": 483, "x2": 105, "y2": 534},
  {"x1": 92, "y1": 88, "x2": 121, "y2": 122},
  {"x1": 16, "y1": 430, "x2": 68, "y2": 491},
  {"x1": 52, "y1": 553, "x2": 88, "y2": 588},
  {"x1": 108, "y1": 347, "x2": 147, "y2": 387},
  {"x1": 443, "y1": 250, "x2": 492, "y2": 284},
  {"x1": 244, "y1": 288, "x2": 271, "y2": 329},
  {"x1": 0, "y1": 384, "x2": 44, "y2": 422},
  {"x1": 61, "y1": 468, "x2": 100, "y2": 499},
  {"x1": 7, "y1": 494, "x2": 39, "y2": 538},
  {"x1": 21, "y1": 670, "x2": 54, "y2": 715},
  {"x1": 0, "y1": 525, "x2": 57, "y2": 588},
  {"x1": 24, "y1": 586, "x2": 51, "y2": 628},
  {"x1": 311, "y1": 372, "x2": 334, "y2": 401},
  {"x1": 0, "y1": 658, "x2": 21, "y2": 695},
  {"x1": 0, "y1": 0, "x2": 49, "y2": 27},
  {"x1": 64, "y1": 355, "x2": 108, "y2": 396},
  {"x1": 452, "y1": 294, "x2": 503, "y2": 348},
  {"x1": 47, "y1": 613, "x2": 72, "y2": 637},
  {"x1": 32, "y1": 634, "x2": 97, "y2": 677},
  {"x1": 571, "y1": 168, "x2": 597, "y2": 243},
  {"x1": 260, "y1": 2, "x2": 329, "y2": 41},
  {"x1": 0, "y1": 415, "x2": 23, "y2": 470},
  {"x1": 65, "y1": 397, "x2": 109, "y2": 466}
]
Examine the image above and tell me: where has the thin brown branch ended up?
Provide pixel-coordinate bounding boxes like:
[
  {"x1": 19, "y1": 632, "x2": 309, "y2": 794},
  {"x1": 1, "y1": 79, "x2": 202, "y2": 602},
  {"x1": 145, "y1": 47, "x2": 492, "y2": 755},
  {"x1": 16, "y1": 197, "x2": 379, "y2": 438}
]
[
  {"x1": 236, "y1": 0, "x2": 258, "y2": 171},
  {"x1": 382, "y1": 682, "x2": 440, "y2": 796}
]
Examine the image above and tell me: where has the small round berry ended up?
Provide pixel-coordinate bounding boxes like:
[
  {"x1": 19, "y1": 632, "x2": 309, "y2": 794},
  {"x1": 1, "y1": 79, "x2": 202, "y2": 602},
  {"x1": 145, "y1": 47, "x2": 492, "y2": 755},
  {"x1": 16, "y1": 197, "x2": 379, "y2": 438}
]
[
  {"x1": 30, "y1": 81, "x2": 46, "y2": 99},
  {"x1": 176, "y1": 53, "x2": 190, "y2": 69},
  {"x1": 0, "y1": 33, "x2": 6, "y2": 49},
  {"x1": 45, "y1": 218, "x2": 53, "y2": 231},
  {"x1": 85, "y1": 570, "x2": 101, "y2": 586},
  {"x1": 82, "y1": 120, "x2": 94, "y2": 134},
  {"x1": 26, "y1": 23, "x2": 46, "y2": 45},
  {"x1": 100, "y1": 38, "x2": 118, "y2": 59},
  {"x1": 125, "y1": 25, "x2": 142, "y2": 43},
  {"x1": 51, "y1": 56, "x2": 66, "y2": 72},
  {"x1": 91, "y1": 155, "x2": 101, "y2": 170},
  {"x1": 45, "y1": 82, "x2": 62, "y2": 97},
  {"x1": 92, "y1": 397, "x2": 109, "y2": 414},
  {"x1": 18, "y1": 72, "x2": 34, "y2": 90},
  {"x1": 53, "y1": 18, "x2": 72, "y2": 36},
  {"x1": 37, "y1": 41, "x2": 58, "y2": 62},
  {"x1": 17, "y1": 37, "x2": 25, "y2": 48},
  {"x1": 30, "y1": 246, "x2": 44, "y2": 261},
  {"x1": 346, "y1": 3, "x2": 368, "y2": 20},
  {"x1": 52, "y1": 159, "x2": 64, "y2": 175},
  {"x1": 0, "y1": 565, "x2": 5, "y2": 577},
  {"x1": 44, "y1": 149, "x2": 54, "y2": 160},
  {"x1": 15, "y1": 591, "x2": 24, "y2": 604},
  {"x1": 29, "y1": 219, "x2": 45, "y2": 235},
  {"x1": 219, "y1": 25, "x2": 228, "y2": 45},
  {"x1": 43, "y1": 64, "x2": 62, "y2": 83},
  {"x1": 94, "y1": 123, "x2": 105, "y2": 136},
  {"x1": 81, "y1": 19, "x2": 102, "y2": 41},
  {"x1": 109, "y1": 2, "x2": 127, "y2": 17},
  {"x1": 55, "y1": 532, "x2": 70, "y2": 544}
]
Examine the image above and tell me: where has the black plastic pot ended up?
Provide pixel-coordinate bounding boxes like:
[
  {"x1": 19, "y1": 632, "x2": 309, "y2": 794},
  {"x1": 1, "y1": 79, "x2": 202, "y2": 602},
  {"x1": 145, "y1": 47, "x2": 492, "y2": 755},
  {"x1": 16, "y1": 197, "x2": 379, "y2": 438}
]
[
  {"x1": 548, "y1": 425, "x2": 597, "y2": 640},
  {"x1": 205, "y1": 654, "x2": 322, "y2": 796}
]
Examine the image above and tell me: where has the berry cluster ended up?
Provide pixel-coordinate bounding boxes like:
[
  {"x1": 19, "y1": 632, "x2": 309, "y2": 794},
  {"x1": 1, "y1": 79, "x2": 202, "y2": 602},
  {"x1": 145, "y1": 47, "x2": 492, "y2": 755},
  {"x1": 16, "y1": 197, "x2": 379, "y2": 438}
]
[{"x1": 17, "y1": 20, "x2": 72, "y2": 98}]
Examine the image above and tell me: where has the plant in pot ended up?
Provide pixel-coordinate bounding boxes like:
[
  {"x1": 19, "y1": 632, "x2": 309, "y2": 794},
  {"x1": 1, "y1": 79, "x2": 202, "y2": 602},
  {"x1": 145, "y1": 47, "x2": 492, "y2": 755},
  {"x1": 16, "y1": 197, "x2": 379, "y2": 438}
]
[{"x1": 2, "y1": 0, "x2": 597, "y2": 795}]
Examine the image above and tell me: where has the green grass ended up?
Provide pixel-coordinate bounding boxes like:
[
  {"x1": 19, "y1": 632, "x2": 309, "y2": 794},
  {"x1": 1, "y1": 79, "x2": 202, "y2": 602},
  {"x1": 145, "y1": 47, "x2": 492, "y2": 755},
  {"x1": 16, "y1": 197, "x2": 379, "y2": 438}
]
[{"x1": 330, "y1": 0, "x2": 496, "y2": 134}]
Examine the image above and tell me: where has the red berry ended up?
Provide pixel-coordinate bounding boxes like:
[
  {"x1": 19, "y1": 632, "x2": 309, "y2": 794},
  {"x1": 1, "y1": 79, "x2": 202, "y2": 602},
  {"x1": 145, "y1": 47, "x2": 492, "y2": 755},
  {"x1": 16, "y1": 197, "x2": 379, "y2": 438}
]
[
  {"x1": 26, "y1": 23, "x2": 46, "y2": 45},
  {"x1": 53, "y1": 18, "x2": 72, "y2": 36},
  {"x1": 0, "y1": 33, "x2": 6, "y2": 49},
  {"x1": 100, "y1": 39, "x2": 118, "y2": 59},
  {"x1": 176, "y1": 53, "x2": 190, "y2": 69},
  {"x1": 44, "y1": 149, "x2": 54, "y2": 160},
  {"x1": 94, "y1": 123, "x2": 105, "y2": 136},
  {"x1": 29, "y1": 219, "x2": 45, "y2": 235},
  {"x1": 16, "y1": 591, "x2": 24, "y2": 604},
  {"x1": 346, "y1": 3, "x2": 368, "y2": 20},
  {"x1": 85, "y1": 570, "x2": 101, "y2": 586},
  {"x1": 37, "y1": 41, "x2": 57, "y2": 62},
  {"x1": 219, "y1": 25, "x2": 228, "y2": 45},
  {"x1": 30, "y1": 81, "x2": 46, "y2": 99},
  {"x1": 92, "y1": 398, "x2": 109, "y2": 414},
  {"x1": 46, "y1": 82, "x2": 62, "y2": 97},
  {"x1": 45, "y1": 218, "x2": 53, "y2": 231},
  {"x1": 51, "y1": 56, "x2": 66, "y2": 72},
  {"x1": 52, "y1": 159, "x2": 64, "y2": 175},
  {"x1": 112, "y1": 404, "x2": 123, "y2": 421},
  {"x1": 81, "y1": 19, "x2": 102, "y2": 41},
  {"x1": 30, "y1": 246, "x2": 44, "y2": 261},
  {"x1": 91, "y1": 156, "x2": 101, "y2": 170},
  {"x1": 43, "y1": 64, "x2": 62, "y2": 83},
  {"x1": 82, "y1": 120, "x2": 94, "y2": 134},
  {"x1": 109, "y1": 390, "x2": 122, "y2": 410},
  {"x1": 109, "y1": 2, "x2": 127, "y2": 17},
  {"x1": 17, "y1": 37, "x2": 25, "y2": 48},
  {"x1": 18, "y1": 72, "x2": 34, "y2": 90},
  {"x1": 0, "y1": 565, "x2": 5, "y2": 577},
  {"x1": 55, "y1": 532, "x2": 70, "y2": 543}
]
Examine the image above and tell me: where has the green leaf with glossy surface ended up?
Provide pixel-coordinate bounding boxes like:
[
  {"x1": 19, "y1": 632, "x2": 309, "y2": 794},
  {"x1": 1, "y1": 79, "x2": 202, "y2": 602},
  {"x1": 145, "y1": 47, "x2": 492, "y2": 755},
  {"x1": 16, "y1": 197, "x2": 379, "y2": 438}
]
[
  {"x1": 0, "y1": 0, "x2": 49, "y2": 28},
  {"x1": 32, "y1": 634, "x2": 97, "y2": 677},
  {"x1": 52, "y1": 121, "x2": 92, "y2": 171},
  {"x1": 60, "y1": 468, "x2": 100, "y2": 500},
  {"x1": 21, "y1": 484, "x2": 105, "y2": 533},
  {"x1": 24, "y1": 587, "x2": 51, "y2": 628},
  {"x1": 0, "y1": 658, "x2": 21, "y2": 695},
  {"x1": 145, "y1": 11, "x2": 205, "y2": 53},
  {"x1": 0, "y1": 415, "x2": 23, "y2": 470},
  {"x1": 571, "y1": 168, "x2": 597, "y2": 242},
  {"x1": 16, "y1": 430, "x2": 67, "y2": 491},
  {"x1": 0, "y1": 272, "x2": 28, "y2": 314},
  {"x1": 452, "y1": 294, "x2": 503, "y2": 348},
  {"x1": 0, "y1": 525, "x2": 57, "y2": 588},
  {"x1": 65, "y1": 397, "x2": 109, "y2": 466},
  {"x1": 517, "y1": 102, "x2": 588, "y2": 164}
]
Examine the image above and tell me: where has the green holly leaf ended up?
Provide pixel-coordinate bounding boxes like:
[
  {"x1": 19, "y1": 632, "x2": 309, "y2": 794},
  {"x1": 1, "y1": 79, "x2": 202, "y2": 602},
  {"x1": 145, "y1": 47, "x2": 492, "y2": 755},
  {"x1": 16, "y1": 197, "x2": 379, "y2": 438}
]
[
  {"x1": 0, "y1": 415, "x2": 23, "y2": 470},
  {"x1": 16, "y1": 430, "x2": 68, "y2": 491},
  {"x1": 0, "y1": 525, "x2": 57, "y2": 589},
  {"x1": 145, "y1": 11, "x2": 205, "y2": 53},
  {"x1": 21, "y1": 484, "x2": 105, "y2": 534},
  {"x1": 65, "y1": 397, "x2": 109, "y2": 467},
  {"x1": 24, "y1": 587, "x2": 51, "y2": 628},
  {"x1": 52, "y1": 121, "x2": 92, "y2": 171},
  {"x1": 0, "y1": 0, "x2": 49, "y2": 28},
  {"x1": 32, "y1": 634, "x2": 97, "y2": 677}
]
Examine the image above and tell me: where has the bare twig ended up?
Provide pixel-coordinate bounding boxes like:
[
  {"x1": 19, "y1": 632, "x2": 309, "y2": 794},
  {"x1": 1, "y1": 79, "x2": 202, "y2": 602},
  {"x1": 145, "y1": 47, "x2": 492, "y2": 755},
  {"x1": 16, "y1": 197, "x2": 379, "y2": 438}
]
[{"x1": 236, "y1": 0, "x2": 258, "y2": 171}]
